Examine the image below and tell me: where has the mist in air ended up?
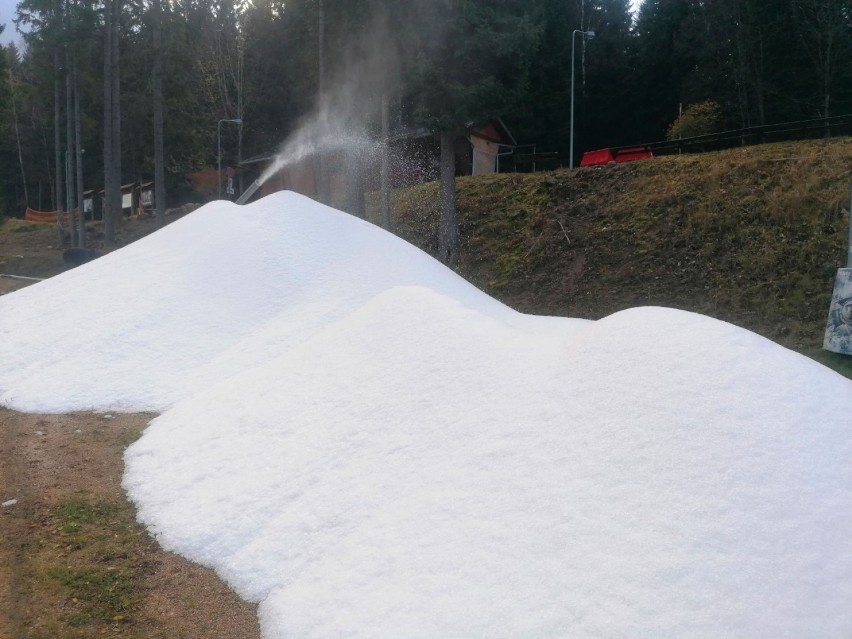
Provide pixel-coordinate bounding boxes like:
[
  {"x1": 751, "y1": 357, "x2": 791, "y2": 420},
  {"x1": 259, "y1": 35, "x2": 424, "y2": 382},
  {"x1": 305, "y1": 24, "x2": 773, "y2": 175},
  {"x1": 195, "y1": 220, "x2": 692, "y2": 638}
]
[{"x1": 257, "y1": 11, "x2": 404, "y2": 190}]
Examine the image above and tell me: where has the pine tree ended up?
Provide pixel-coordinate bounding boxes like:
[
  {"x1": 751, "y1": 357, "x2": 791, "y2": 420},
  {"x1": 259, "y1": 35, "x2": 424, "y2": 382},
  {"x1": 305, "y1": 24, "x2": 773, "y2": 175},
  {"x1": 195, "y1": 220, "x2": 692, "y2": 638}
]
[{"x1": 793, "y1": 0, "x2": 852, "y2": 119}]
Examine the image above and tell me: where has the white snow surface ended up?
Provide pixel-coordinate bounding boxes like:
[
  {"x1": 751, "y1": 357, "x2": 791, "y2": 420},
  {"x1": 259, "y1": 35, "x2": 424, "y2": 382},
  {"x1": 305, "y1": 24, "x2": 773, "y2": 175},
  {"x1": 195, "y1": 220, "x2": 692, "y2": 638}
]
[
  {"x1": 2, "y1": 191, "x2": 852, "y2": 638},
  {"x1": 0, "y1": 192, "x2": 567, "y2": 413}
]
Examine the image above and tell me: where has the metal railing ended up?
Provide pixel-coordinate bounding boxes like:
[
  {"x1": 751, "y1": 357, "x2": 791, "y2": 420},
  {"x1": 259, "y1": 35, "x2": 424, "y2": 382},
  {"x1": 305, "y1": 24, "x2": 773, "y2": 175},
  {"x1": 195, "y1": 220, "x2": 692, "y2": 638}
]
[{"x1": 613, "y1": 113, "x2": 852, "y2": 158}]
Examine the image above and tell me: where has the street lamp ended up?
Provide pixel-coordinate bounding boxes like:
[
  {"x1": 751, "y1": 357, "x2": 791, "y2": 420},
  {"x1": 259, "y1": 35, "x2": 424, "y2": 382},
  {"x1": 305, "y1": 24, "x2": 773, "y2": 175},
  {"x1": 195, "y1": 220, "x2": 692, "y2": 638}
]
[
  {"x1": 570, "y1": 29, "x2": 595, "y2": 169},
  {"x1": 217, "y1": 118, "x2": 243, "y2": 199}
]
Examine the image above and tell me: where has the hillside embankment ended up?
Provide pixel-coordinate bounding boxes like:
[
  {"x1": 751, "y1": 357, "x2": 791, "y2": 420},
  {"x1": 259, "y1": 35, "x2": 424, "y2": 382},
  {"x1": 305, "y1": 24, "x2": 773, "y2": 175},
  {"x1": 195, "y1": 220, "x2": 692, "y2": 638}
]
[
  {"x1": 382, "y1": 137, "x2": 852, "y2": 356},
  {"x1": 3, "y1": 138, "x2": 850, "y2": 356}
]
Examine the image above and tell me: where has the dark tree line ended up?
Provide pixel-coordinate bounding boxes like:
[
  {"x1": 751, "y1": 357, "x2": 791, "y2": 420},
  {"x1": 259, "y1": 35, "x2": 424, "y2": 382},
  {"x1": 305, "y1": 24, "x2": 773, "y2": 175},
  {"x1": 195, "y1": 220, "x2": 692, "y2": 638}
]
[{"x1": 0, "y1": 0, "x2": 849, "y2": 244}]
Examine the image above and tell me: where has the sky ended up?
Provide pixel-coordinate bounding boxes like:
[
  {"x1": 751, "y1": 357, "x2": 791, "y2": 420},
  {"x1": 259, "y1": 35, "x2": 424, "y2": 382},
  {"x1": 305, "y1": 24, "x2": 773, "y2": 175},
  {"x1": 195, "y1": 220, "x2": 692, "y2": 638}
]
[
  {"x1": 1, "y1": 191, "x2": 851, "y2": 638},
  {"x1": 0, "y1": 0, "x2": 18, "y2": 46}
]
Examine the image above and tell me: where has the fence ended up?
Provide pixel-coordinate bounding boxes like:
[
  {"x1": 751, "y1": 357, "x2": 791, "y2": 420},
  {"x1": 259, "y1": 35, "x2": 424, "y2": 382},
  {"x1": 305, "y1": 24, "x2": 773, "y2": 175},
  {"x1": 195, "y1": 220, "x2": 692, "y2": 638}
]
[
  {"x1": 23, "y1": 208, "x2": 71, "y2": 224},
  {"x1": 614, "y1": 113, "x2": 852, "y2": 158}
]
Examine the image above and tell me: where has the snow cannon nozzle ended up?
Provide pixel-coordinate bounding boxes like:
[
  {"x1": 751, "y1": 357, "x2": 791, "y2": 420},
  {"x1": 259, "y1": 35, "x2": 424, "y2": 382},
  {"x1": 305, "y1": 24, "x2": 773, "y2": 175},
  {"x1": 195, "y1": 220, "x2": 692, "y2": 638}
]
[{"x1": 235, "y1": 179, "x2": 262, "y2": 205}]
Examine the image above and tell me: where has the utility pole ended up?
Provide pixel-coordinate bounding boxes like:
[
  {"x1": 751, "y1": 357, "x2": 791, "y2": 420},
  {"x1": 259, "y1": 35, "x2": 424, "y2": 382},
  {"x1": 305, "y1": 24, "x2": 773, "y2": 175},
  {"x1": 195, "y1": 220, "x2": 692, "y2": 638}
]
[{"x1": 570, "y1": 29, "x2": 595, "y2": 169}]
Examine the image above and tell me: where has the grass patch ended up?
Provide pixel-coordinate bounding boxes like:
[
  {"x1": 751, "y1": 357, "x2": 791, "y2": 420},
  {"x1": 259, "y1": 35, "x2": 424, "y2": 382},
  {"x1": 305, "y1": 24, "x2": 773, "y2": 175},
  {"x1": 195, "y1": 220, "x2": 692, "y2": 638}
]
[
  {"x1": 0, "y1": 218, "x2": 45, "y2": 235},
  {"x1": 23, "y1": 497, "x2": 151, "y2": 635},
  {"x1": 47, "y1": 565, "x2": 135, "y2": 626}
]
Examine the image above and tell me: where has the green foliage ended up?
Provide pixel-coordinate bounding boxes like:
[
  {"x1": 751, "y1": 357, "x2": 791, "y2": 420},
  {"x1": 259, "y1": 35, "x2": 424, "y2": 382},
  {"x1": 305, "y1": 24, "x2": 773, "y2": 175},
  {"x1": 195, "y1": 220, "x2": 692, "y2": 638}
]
[
  {"x1": 406, "y1": 0, "x2": 542, "y2": 134},
  {"x1": 666, "y1": 100, "x2": 722, "y2": 140}
]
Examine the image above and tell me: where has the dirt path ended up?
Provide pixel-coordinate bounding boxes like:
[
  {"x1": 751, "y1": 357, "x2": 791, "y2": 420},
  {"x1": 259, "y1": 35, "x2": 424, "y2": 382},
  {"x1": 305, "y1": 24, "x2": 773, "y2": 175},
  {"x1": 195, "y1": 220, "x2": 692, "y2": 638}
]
[{"x1": 0, "y1": 409, "x2": 260, "y2": 639}]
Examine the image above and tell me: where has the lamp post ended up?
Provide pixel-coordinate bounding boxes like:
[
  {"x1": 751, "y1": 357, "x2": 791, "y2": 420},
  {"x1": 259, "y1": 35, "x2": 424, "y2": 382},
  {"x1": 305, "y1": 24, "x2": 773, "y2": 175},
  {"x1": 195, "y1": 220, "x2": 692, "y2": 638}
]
[
  {"x1": 570, "y1": 29, "x2": 595, "y2": 169},
  {"x1": 217, "y1": 118, "x2": 242, "y2": 199}
]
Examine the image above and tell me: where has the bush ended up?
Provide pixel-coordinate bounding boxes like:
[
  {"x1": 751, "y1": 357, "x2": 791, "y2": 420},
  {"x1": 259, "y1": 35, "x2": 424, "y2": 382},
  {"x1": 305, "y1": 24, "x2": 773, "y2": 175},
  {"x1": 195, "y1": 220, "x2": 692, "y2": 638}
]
[{"x1": 667, "y1": 101, "x2": 722, "y2": 140}]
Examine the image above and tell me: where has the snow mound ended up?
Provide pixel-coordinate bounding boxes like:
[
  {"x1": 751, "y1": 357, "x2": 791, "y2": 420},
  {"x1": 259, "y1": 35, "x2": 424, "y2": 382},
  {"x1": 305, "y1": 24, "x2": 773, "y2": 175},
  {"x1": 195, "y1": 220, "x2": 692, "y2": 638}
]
[
  {"x1": 3, "y1": 191, "x2": 851, "y2": 637},
  {"x1": 125, "y1": 285, "x2": 852, "y2": 638},
  {"x1": 0, "y1": 191, "x2": 575, "y2": 413}
]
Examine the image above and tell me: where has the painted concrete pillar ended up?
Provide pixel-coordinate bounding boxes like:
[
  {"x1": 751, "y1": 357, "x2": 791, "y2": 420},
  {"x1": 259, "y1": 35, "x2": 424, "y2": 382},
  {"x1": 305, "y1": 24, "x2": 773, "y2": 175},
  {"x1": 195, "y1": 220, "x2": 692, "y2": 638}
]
[{"x1": 824, "y1": 269, "x2": 852, "y2": 354}]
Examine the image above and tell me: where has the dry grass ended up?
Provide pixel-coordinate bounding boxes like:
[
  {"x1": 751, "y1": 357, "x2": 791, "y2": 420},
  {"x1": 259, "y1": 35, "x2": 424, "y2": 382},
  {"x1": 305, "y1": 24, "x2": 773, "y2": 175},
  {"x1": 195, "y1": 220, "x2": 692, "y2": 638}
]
[{"x1": 370, "y1": 137, "x2": 852, "y2": 355}]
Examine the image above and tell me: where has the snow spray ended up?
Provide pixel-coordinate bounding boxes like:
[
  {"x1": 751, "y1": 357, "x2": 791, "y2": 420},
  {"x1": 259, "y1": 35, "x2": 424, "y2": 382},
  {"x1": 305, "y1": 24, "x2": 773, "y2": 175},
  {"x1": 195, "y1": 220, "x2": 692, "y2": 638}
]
[
  {"x1": 236, "y1": 101, "x2": 379, "y2": 207},
  {"x1": 235, "y1": 12, "x2": 401, "y2": 207}
]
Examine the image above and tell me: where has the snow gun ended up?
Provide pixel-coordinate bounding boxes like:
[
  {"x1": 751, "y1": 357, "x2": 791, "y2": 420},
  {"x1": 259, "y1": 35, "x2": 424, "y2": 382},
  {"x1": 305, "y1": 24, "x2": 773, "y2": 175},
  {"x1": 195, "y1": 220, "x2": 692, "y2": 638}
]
[{"x1": 235, "y1": 179, "x2": 262, "y2": 205}]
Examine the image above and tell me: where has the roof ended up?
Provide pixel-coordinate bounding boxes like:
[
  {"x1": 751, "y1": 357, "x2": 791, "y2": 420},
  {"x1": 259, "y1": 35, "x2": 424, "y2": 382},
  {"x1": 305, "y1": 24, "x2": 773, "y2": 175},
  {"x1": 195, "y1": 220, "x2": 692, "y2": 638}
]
[{"x1": 469, "y1": 118, "x2": 517, "y2": 147}]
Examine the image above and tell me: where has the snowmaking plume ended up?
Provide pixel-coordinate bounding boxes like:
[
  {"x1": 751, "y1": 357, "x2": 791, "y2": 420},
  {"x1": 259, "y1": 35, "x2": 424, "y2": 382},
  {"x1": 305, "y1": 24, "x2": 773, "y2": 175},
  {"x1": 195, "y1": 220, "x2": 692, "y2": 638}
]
[{"x1": 256, "y1": 13, "x2": 401, "y2": 190}]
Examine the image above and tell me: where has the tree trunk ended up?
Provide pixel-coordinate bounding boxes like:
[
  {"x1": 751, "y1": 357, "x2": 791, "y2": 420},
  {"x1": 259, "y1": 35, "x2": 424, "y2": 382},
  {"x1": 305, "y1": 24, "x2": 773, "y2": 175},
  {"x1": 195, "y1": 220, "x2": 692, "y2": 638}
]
[
  {"x1": 54, "y1": 51, "x2": 62, "y2": 215},
  {"x1": 345, "y1": 151, "x2": 365, "y2": 219},
  {"x1": 74, "y1": 55, "x2": 85, "y2": 248},
  {"x1": 65, "y1": 57, "x2": 77, "y2": 247},
  {"x1": 103, "y1": 0, "x2": 114, "y2": 244},
  {"x1": 111, "y1": 0, "x2": 121, "y2": 231},
  {"x1": 380, "y1": 93, "x2": 391, "y2": 230},
  {"x1": 237, "y1": 45, "x2": 244, "y2": 197},
  {"x1": 103, "y1": 0, "x2": 122, "y2": 246},
  {"x1": 822, "y1": 32, "x2": 832, "y2": 123},
  {"x1": 8, "y1": 70, "x2": 29, "y2": 208},
  {"x1": 316, "y1": 0, "x2": 329, "y2": 204},
  {"x1": 437, "y1": 132, "x2": 458, "y2": 266},
  {"x1": 152, "y1": 0, "x2": 166, "y2": 227}
]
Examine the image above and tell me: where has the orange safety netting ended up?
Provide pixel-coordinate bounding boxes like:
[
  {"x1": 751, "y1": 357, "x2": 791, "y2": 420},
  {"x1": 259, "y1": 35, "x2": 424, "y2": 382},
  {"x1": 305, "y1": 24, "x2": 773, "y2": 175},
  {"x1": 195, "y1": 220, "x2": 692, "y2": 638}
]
[{"x1": 24, "y1": 208, "x2": 72, "y2": 224}]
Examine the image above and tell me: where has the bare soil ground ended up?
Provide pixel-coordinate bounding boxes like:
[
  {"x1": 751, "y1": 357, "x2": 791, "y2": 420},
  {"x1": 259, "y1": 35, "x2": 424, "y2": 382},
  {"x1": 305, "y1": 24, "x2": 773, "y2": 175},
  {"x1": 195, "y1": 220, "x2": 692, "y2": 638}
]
[
  {"x1": 0, "y1": 214, "x2": 263, "y2": 638},
  {"x1": 1, "y1": 215, "x2": 262, "y2": 638},
  {"x1": 0, "y1": 408, "x2": 260, "y2": 639}
]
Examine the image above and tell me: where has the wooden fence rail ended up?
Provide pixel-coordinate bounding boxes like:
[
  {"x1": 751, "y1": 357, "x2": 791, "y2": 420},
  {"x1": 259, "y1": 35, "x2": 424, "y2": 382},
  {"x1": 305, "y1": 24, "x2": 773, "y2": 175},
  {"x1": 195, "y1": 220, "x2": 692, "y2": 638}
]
[{"x1": 613, "y1": 113, "x2": 852, "y2": 158}]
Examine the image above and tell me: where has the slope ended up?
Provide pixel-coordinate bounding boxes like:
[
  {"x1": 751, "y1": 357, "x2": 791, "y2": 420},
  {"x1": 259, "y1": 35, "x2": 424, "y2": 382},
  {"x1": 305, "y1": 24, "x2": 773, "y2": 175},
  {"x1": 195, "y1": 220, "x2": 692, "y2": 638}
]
[{"x1": 383, "y1": 137, "x2": 852, "y2": 354}]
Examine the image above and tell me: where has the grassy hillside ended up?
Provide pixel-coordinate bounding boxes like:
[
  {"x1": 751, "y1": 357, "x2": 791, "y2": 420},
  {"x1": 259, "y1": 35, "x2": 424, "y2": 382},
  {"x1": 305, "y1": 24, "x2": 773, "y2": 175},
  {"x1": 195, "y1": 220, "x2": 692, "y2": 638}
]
[{"x1": 372, "y1": 138, "x2": 852, "y2": 361}]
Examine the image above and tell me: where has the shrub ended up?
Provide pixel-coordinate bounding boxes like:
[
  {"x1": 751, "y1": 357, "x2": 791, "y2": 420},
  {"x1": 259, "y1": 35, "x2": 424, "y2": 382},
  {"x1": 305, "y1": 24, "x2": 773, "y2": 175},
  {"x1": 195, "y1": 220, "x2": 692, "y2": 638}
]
[{"x1": 667, "y1": 101, "x2": 722, "y2": 140}]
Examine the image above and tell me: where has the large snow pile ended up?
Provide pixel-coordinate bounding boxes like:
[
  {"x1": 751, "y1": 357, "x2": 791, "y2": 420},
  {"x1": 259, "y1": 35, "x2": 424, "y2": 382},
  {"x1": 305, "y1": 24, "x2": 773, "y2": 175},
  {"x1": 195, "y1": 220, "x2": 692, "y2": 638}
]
[
  {"x1": 3, "y1": 191, "x2": 852, "y2": 638},
  {"x1": 0, "y1": 192, "x2": 568, "y2": 413}
]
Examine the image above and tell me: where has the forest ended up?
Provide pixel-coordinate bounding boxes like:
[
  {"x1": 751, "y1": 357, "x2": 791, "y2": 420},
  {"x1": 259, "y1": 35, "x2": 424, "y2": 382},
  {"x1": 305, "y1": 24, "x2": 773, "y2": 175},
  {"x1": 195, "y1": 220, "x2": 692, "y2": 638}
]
[{"x1": 0, "y1": 0, "x2": 849, "y2": 241}]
